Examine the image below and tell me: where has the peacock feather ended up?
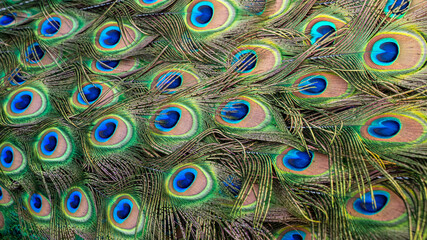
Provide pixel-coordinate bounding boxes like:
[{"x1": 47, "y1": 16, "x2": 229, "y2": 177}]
[{"x1": 0, "y1": 0, "x2": 427, "y2": 239}]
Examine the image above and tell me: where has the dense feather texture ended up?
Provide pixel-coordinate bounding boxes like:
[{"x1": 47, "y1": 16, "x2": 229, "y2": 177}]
[{"x1": 0, "y1": 0, "x2": 426, "y2": 239}]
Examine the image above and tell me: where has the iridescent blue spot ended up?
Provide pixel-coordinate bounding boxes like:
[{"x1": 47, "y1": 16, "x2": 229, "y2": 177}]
[
  {"x1": 283, "y1": 149, "x2": 313, "y2": 171},
  {"x1": 41, "y1": 17, "x2": 61, "y2": 37},
  {"x1": 155, "y1": 107, "x2": 181, "y2": 132},
  {"x1": 9, "y1": 71, "x2": 26, "y2": 85},
  {"x1": 222, "y1": 175, "x2": 241, "y2": 197},
  {"x1": 66, "y1": 191, "x2": 82, "y2": 213},
  {"x1": 353, "y1": 190, "x2": 390, "y2": 215},
  {"x1": 95, "y1": 118, "x2": 118, "y2": 142},
  {"x1": 30, "y1": 193, "x2": 43, "y2": 213},
  {"x1": 143, "y1": 0, "x2": 157, "y2": 3},
  {"x1": 190, "y1": 2, "x2": 214, "y2": 28},
  {"x1": 310, "y1": 21, "x2": 336, "y2": 44},
  {"x1": 0, "y1": 13, "x2": 16, "y2": 26},
  {"x1": 0, "y1": 188, "x2": 2, "y2": 200},
  {"x1": 95, "y1": 60, "x2": 120, "y2": 72},
  {"x1": 298, "y1": 76, "x2": 328, "y2": 95},
  {"x1": 113, "y1": 198, "x2": 133, "y2": 224},
  {"x1": 173, "y1": 168, "x2": 198, "y2": 193},
  {"x1": 77, "y1": 84, "x2": 103, "y2": 105},
  {"x1": 233, "y1": 50, "x2": 258, "y2": 73},
  {"x1": 1, "y1": 146, "x2": 13, "y2": 169},
  {"x1": 371, "y1": 38, "x2": 399, "y2": 66},
  {"x1": 367, "y1": 117, "x2": 401, "y2": 139},
  {"x1": 281, "y1": 230, "x2": 306, "y2": 240},
  {"x1": 41, "y1": 131, "x2": 58, "y2": 156},
  {"x1": 25, "y1": 43, "x2": 45, "y2": 64},
  {"x1": 99, "y1": 26, "x2": 121, "y2": 49},
  {"x1": 156, "y1": 72, "x2": 183, "y2": 91},
  {"x1": 385, "y1": 0, "x2": 410, "y2": 16},
  {"x1": 10, "y1": 91, "x2": 33, "y2": 114},
  {"x1": 221, "y1": 100, "x2": 250, "y2": 124}
]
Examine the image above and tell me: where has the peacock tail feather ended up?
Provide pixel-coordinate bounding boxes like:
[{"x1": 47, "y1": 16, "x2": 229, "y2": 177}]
[{"x1": 0, "y1": 0, "x2": 427, "y2": 239}]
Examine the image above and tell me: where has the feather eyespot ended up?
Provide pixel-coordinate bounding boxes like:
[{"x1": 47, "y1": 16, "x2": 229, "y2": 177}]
[
  {"x1": 0, "y1": 186, "x2": 13, "y2": 206},
  {"x1": 8, "y1": 69, "x2": 26, "y2": 86},
  {"x1": 363, "y1": 32, "x2": 427, "y2": 72},
  {"x1": 151, "y1": 103, "x2": 198, "y2": 137},
  {"x1": 62, "y1": 187, "x2": 93, "y2": 222},
  {"x1": 384, "y1": 0, "x2": 410, "y2": 18},
  {"x1": 231, "y1": 45, "x2": 281, "y2": 75},
  {"x1": 90, "y1": 115, "x2": 133, "y2": 148},
  {"x1": 185, "y1": 0, "x2": 235, "y2": 31},
  {"x1": 275, "y1": 147, "x2": 329, "y2": 176},
  {"x1": 5, "y1": 88, "x2": 47, "y2": 119},
  {"x1": 108, "y1": 194, "x2": 144, "y2": 235},
  {"x1": 151, "y1": 69, "x2": 199, "y2": 94},
  {"x1": 166, "y1": 164, "x2": 213, "y2": 200},
  {"x1": 293, "y1": 72, "x2": 351, "y2": 99},
  {"x1": 275, "y1": 226, "x2": 315, "y2": 240},
  {"x1": 346, "y1": 186, "x2": 405, "y2": 221},
  {"x1": 89, "y1": 57, "x2": 138, "y2": 75},
  {"x1": 305, "y1": 16, "x2": 346, "y2": 45},
  {"x1": 22, "y1": 43, "x2": 56, "y2": 67},
  {"x1": 360, "y1": 113, "x2": 426, "y2": 143},
  {"x1": 0, "y1": 143, "x2": 26, "y2": 174},
  {"x1": 0, "y1": 13, "x2": 16, "y2": 26},
  {"x1": 215, "y1": 96, "x2": 271, "y2": 129},
  {"x1": 0, "y1": 12, "x2": 28, "y2": 27},
  {"x1": 71, "y1": 82, "x2": 116, "y2": 108},
  {"x1": 94, "y1": 23, "x2": 140, "y2": 52},
  {"x1": 36, "y1": 128, "x2": 72, "y2": 162},
  {"x1": 37, "y1": 14, "x2": 77, "y2": 39},
  {"x1": 26, "y1": 193, "x2": 51, "y2": 220},
  {"x1": 137, "y1": 0, "x2": 169, "y2": 7}
]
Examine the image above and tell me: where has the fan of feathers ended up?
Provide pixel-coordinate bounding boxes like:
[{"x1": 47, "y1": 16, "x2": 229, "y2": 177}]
[{"x1": 0, "y1": 0, "x2": 426, "y2": 239}]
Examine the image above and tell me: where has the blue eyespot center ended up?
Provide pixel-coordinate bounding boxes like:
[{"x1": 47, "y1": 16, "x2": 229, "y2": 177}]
[
  {"x1": 41, "y1": 131, "x2": 58, "y2": 156},
  {"x1": 30, "y1": 193, "x2": 43, "y2": 213},
  {"x1": 282, "y1": 230, "x2": 306, "y2": 240},
  {"x1": 385, "y1": 0, "x2": 410, "y2": 15},
  {"x1": 11, "y1": 91, "x2": 33, "y2": 114},
  {"x1": 96, "y1": 60, "x2": 120, "y2": 71},
  {"x1": 155, "y1": 107, "x2": 182, "y2": 132},
  {"x1": 173, "y1": 168, "x2": 198, "y2": 192},
  {"x1": 41, "y1": 17, "x2": 61, "y2": 37},
  {"x1": 221, "y1": 100, "x2": 250, "y2": 124},
  {"x1": 371, "y1": 38, "x2": 399, "y2": 66},
  {"x1": 1, "y1": 146, "x2": 14, "y2": 168},
  {"x1": 26, "y1": 43, "x2": 45, "y2": 64},
  {"x1": 311, "y1": 21, "x2": 336, "y2": 44},
  {"x1": 77, "y1": 84, "x2": 103, "y2": 105},
  {"x1": 67, "y1": 191, "x2": 82, "y2": 213},
  {"x1": 156, "y1": 72, "x2": 183, "y2": 91},
  {"x1": 298, "y1": 76, "x2": 328, "y2": 95},
  {"x1": 95, "y1": 119, "x2": 118, "y2": 142},
  {"x1": 353, "y1": 190, "x2": 390, "y2": 215},
  {"x1": 9, "y1": 71, "x2": 26, "y2": 85},
  {"x1": 143, "y1": 0, "x2": 158, "y2": 3},
  {"x1": 190, "y1": 2, "x2": 214, "y2": 27},
  {"x1": 283, "y1": 149, "x2": 313, "y2": 171},
  {"x1": 113, "y1": 198, "x2": 133, "y2": 224},
  {"x1": 367, "y1": 117, "x2": 401, "y2": 139},
  {"x1": 233, "y1": 50, "x2": 258, "y2": 73},
  {"x1": 99, "y1": 26, "x2": 121, "y2": 49},
  {"x1": 0, "y1": 188, "x2": 2, "y2": 199},
  {"x1": 222, "y1": 175, "x2": 241, "y2": 197},
  {"x1": 0, "y1": 13, "x2": 16, "y2": 26}
]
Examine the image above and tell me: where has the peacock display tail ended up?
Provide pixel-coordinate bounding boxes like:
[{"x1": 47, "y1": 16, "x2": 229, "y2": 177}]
[{"x1": 0, "y1": 0, "x2": 427, "y2": 239}]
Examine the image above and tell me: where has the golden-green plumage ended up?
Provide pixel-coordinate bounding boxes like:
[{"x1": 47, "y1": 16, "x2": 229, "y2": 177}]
[{"x1": 0, "y1": 0, "x2": 426, "y2": 239}]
